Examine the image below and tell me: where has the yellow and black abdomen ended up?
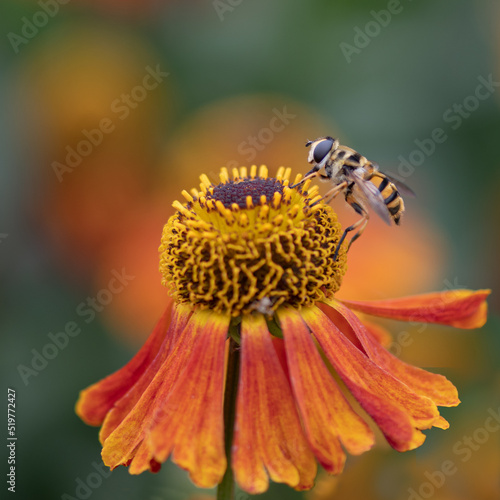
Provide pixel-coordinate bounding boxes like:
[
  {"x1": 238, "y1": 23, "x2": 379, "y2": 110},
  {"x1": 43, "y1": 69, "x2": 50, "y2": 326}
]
[{"x1": 369, "y1": 172, "x2": 404, "y2": 225}]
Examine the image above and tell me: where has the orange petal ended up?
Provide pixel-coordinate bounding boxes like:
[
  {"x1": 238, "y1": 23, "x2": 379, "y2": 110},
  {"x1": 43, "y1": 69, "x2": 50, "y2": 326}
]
[
  {"x1": 76, "y1": 299, "x2": 175, "y2": 426},
  {"x1": 128, "y1": 440, "x2": 161, "y2": 475},
  {"x1": 232, "y1": 314, "x2": 316, "y2": 494},
  {"x1": 99, "y1": 303, "x2": 192, "y2": 444},
  {"x1": 433, "y1": 416, "x2": 450, "y2": 430},
  {"x1": 329, "y1": 300, "x2": 460, "y2": 408},
  {"x1": 148, "y1": 310, "x2": 229, "y2": 488},
  {"x1": 340, "y1": 290, "x2": 490, "y2": 329},
  {"x1": 101, "y1": 308, "x2": 201, "y2": 469},
  {"x1": 318, "y1": 302, "x2": 361, "y2": 349},
  {"x1": 300, "y1": 306, "x2": 436, "y2": 451},
  {"x1": 359, "y1": 317, "x2": 393, "y2": 347},
  {"x1": 271, "y1": 336, "x2": 289, "y2": 379},
  {"x1": 320, "y1": 304, "x2": 393, "y2": 349},
  {"x1": 277, "y1": 307, "x2": 375, "y2": 473}
]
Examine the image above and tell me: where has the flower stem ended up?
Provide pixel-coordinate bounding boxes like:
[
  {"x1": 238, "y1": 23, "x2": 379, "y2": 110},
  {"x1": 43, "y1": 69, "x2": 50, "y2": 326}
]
[{"x1": 217, "y1": 337, "x2": 240, "y2": 500}]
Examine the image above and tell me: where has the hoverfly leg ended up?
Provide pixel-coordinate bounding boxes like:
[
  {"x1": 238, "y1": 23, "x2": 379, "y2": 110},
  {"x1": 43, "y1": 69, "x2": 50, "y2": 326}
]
[
  {"x1": 323, "y1": 180, "x2": 348, "y2": 205},
  {"x1": 332, "y1": 229, "x2": 349, "y2": 262},
  {"x1": 332, "y1": 213, "x2": 369, "y2": 262},
  {"x1": 310, "y1": 181, "x2": 348, "y2": 208},
  {"x1": 347, "y1": 215, "x2": 369, "y2": 250}
]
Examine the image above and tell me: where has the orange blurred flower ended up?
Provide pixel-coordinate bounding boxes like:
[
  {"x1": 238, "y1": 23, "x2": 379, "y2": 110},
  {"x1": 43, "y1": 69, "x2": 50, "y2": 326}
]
[
  {"x1": 17, "y1": 24, "x2": 172, "y2": 282},
  {"x1": 76, "y1": 167, "x2": 489, "y2": 495}
]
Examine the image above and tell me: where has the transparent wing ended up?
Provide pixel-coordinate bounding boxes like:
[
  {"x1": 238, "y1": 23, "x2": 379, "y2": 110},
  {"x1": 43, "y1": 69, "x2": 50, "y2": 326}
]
[
  {"x1": 348, "y1": 169, "x2": 392, "y2": 226},
  {"x1": 384, "y1": 173, "x2": 416, "y2": 197}
]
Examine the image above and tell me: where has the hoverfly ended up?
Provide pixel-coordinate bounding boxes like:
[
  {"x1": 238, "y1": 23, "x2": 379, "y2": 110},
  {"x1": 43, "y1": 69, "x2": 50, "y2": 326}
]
[{"x1": 292, "y1": 136, "x2": 415, "y2": 261}]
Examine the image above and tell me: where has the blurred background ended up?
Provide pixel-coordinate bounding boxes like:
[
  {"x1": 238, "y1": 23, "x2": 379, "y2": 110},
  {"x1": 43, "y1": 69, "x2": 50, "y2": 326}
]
[{"x1": 1, "y1": 0, "x2": 499, "y2": 499}]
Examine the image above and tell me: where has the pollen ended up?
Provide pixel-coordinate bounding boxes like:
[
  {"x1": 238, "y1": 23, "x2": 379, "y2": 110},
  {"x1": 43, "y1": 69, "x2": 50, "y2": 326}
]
[{"x1": 159, "y1": 166, "x2": 347, "y2": 317}]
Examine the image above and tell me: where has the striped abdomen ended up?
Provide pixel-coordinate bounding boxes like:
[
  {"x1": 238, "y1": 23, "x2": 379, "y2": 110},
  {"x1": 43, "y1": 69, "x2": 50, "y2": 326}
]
[{"x1": 368, "y1": 172, "x2": 404, "y2": 224}]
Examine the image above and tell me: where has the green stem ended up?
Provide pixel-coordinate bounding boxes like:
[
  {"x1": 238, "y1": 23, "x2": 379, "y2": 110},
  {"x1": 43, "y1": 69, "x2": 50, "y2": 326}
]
[{"x1": 217, "y1": 337, "x2": 240, "y2": 500}]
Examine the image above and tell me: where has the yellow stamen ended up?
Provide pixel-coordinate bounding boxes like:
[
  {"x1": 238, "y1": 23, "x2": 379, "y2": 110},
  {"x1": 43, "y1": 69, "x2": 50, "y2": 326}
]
[
  {"x1": 181, "y1": 190, "x2": 194, "y2": 203},
  {"x1": 259, "y1": 204, "x2": 269, "y2": 219},
  {"x1": 258, "y1": 165, "x2": 268, "y2": 178},
  {"x1": 276, "y1": 166, "x2": 285, "y2": 181},
  {"x1": 272, "y1": 192, "x2": 282, "y2": 209},
  {"x1": 220, "y1": 168, "x2": 229, "y2": 184},
  {"x1": 273, "y1": 214, "x2": 284, "y2": 226},
  {"x1": 310, "y1": 194, "x2": 323, "y2": 205},
  {"x1": 215, "y1": 200, "x2": 226, "y2": 214},
  {"x1": 200, "y1": 174, "x2": 212, "y2": 189},
  {"x1": 308, "y1": 185, "x2": 320, "y2": 197},
  {"x1": 172, "y1": 200, "x2": 192, "y2": 218},
  {"x1": 288, "y1": 204, "x2": 300, "y2": 218},
  {"x1": 239, "y1": 212, "x2": 249, "y2": 227}
]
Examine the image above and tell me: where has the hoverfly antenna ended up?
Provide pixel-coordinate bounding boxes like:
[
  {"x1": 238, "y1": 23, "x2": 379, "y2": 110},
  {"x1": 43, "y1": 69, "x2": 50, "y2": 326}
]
[{"x1": 305, "y1": 140, "x2": 313, "y2": 147}]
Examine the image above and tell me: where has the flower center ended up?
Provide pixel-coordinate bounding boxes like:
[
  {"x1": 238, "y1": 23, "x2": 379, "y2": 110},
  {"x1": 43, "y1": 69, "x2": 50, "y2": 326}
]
[
  {"x1": 207, "y1": 178, "x2": 284, "y2": 209},
  {"x1": 159, "y1": 166, "x2": 347, "y2": 317}
]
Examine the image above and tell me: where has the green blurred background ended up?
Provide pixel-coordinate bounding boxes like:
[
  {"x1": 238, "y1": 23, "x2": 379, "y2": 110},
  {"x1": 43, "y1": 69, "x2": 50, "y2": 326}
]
[{"x1": 1, "y1": 1, "x2": 499, "y2": 499}]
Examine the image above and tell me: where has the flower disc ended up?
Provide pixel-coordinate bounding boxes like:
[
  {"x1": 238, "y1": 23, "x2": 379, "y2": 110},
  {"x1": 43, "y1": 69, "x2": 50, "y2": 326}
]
[{"x1": 159, "y1": 166, "x2": 347, "y2": 317}]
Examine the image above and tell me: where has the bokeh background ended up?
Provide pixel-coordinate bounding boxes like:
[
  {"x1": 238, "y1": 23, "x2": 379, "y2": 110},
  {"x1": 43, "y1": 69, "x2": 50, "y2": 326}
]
[{"x1": 1, "y1": 1, "x2": 499, "y2": 499}]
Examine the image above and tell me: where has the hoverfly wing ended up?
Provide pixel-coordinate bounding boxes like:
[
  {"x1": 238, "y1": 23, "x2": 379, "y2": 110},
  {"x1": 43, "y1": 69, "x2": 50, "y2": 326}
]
[
  {"x1": 349, "y1": 170, "x2": 392, "y2": 226},
  {"x1": 384, "y1": 173, "x2": 416, "y2": 198}
]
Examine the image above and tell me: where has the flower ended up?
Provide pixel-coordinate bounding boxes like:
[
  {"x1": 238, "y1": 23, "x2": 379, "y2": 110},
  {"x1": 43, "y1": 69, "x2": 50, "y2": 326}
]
[{"x1": 76, "y1": 166, "x2": 490, "y2": 495}]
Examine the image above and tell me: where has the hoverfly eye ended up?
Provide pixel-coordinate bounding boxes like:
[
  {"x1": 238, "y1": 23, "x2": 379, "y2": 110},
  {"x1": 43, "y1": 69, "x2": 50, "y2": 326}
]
[{"x1": 312, "y1": 138, "x2": 334, "y2": 164}]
